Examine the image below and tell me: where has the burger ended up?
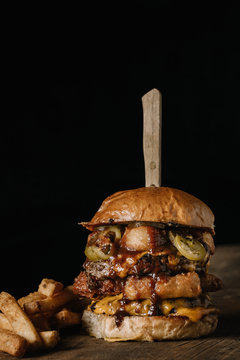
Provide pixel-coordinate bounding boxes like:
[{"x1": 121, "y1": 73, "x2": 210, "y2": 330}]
[{"x1": 73, "y1": 187, "x2": 223, "y2": 341}]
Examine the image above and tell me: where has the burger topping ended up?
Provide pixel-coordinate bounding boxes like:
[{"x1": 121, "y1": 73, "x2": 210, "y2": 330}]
[
  {"x1": 85, "y1": 225, "x2": 122, "y2": 261},
  {"x1": 112, "y1": 251, "x2": 148, "y2": 278},
  {"x1": 83, "y1": 254, "x2": 208, "y2": 281},
  {"x1": 120, "y1": 226, "x2": 168, "y2": 251},
  {"x1": 84, "y1": 245, "x2": 111, "y2": 262},
  {"x1": 75, "y1": 224, "x2": 219, "y2": 322},
  {"x1": 99, "y1": 225, "x2": 122, "y2": 241},
  {"x1": 124, "y1": 272, "x2": 201, "y2": 300},
  {"x1": 84, "y1": 225, "x2": 211, "y2": 278},
  {"x1": 169, "y1": 232, "x2": 207, "y2": 261},
  {"x1": 84, "y1": 225, "x2": 212, "y2": 262},
  {"x1": 120, "y1": 226, "x2": 150, "y2": 251},
  {"x1": 90, "y1": 294, "x2": 123, "y2": 315},
  {"x1": 73, "y1": 271, "x2": 222, "y2": 299},
  {"x1": 88, "y1": 294, "x2": 219, "y2": 323}
]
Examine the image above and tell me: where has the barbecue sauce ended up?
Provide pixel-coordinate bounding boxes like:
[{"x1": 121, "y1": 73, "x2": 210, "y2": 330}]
[{"x1": 114, "y1": 296, "x2": 130, "y2": 327}]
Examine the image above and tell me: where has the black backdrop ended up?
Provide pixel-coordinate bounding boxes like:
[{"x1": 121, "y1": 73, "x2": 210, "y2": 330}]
[{"x1": 1, "y1": 2, "x2": 240, "y2": 298}]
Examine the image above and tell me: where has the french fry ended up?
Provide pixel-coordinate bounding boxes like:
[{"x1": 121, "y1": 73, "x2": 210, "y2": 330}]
[
  {"x1": 28, "y1": 313, "x2": 51, "y2": 331},
  {"x1": 18, "y1": 291, "x2": 46, "y2": 309},
  {"x1": 38, "y1": 278, "x2": 64, "y2": 297},
  {"x1": 39, "y1": 330, "x2": 60, "y2": 349},
  {"x1": 0, "y1": 312, "x2": 12, "y2": 331},
  {"x1": 52, "y1": 308, "x2": 82, "y2": 329},
  {"x1": 0, "y1": 328, "x2": 27, "y2": 357},
  {"x1": 0, "y1": 282, "x2": 82, "y2": 357},
  {"x1": 0, "y1": 292, "x2": 42, "y2": 351},
  {"x1": 23, "y1": 286, "x2": 75, "y2": 315}
]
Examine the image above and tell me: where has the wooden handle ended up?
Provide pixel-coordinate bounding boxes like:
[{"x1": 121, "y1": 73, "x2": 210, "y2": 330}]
[{"x1": 142, "y1": 88, "x2": 162, "y2": 187}]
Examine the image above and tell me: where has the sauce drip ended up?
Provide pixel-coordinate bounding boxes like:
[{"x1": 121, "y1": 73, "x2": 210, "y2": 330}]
[{"x1": 114, "y1": 296, "x2": 130, "y2": 327}]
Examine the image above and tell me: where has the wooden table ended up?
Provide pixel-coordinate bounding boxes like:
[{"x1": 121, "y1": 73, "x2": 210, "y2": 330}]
[{"x1": 1, "y1": 245, "x2": 239, "y2": 359}]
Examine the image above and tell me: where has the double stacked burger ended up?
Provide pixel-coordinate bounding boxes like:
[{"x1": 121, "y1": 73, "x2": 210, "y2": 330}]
[{"x1": 74, "y1": 187, "x2": 222, "y2": 341}]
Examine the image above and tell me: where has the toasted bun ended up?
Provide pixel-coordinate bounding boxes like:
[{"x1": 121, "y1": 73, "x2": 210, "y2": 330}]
[
  {"x1": 82, "y1": 310, "x2": 218, "y2": 341},
  {"x1": 82, "y1": 187, "x2": 214, "y2": 232}
]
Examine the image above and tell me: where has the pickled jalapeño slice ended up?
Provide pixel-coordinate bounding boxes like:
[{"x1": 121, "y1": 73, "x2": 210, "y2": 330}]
[
  {"x1": 84, "y1": 245, "x2": 111, "y2": 261},
  {"x1": 169, "y1": 232, "x2": 206, "y2": 261}
]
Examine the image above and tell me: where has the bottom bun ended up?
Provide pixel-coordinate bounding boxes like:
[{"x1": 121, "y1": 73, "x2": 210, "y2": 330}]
[{"x1": 82, "y1": 310, "x2": 218, "y2": 342}]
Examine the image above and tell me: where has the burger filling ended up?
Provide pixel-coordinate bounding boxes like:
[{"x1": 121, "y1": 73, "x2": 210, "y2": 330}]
[
  {"x1": 88, "y1": 294, "x2": 219, "y2": 323},
  {"x1": 74, "y1": 224, "x2": 222, "y2": 325}
]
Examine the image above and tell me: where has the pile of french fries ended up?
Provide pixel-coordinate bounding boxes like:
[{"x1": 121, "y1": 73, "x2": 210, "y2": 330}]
[{"x1": 0, "y1": 278, "x2": 89, "y2": 357}]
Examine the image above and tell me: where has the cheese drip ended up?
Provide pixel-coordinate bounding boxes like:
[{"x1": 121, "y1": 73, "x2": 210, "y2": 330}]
[{"x1": 88, "y1": 294, "x2": 218, "y2": 322}]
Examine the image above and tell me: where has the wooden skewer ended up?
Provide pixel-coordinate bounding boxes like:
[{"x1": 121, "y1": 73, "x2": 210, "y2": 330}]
[{"x1": 142, "y1": 88, "x2": 162, "y2": 187}]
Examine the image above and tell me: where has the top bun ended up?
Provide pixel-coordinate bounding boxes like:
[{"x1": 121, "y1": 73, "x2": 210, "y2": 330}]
[{"x1": 82, "y1": 187, "x2": 214, "y2": 232}]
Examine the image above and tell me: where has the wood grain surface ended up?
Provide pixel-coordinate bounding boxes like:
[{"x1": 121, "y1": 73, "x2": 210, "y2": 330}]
[
  {"x1": 142, "y1": 88, "x2": 162, "y2": 187},
  {"x1": 0, "y1": 245, "x2": 239, "y2": 360}
]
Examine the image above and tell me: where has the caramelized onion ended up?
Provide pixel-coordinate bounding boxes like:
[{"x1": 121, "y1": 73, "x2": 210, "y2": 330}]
[{"x1": 121, "y1": 226, "x2": 150, "y2": 251}]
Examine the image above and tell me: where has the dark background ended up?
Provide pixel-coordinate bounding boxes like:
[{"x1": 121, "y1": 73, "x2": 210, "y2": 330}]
[{"x1": 1, "y1": 2, "x2": 240, "y2": 298}]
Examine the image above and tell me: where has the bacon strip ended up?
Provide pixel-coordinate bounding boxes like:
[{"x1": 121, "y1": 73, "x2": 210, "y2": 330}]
[
  {"x1": 124, "y1": 272, "x2": 201, "y2": 300},
  {"x1": 74, "y1": 271, "x2": 204, "y2": 300}
]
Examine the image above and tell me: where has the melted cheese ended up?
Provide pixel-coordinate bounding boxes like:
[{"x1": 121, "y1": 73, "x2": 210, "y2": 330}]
[
  {"x1": 89, "y1": 295, "x2": 218, "y2": 322},
  {"x1": 112, "y1": 246, "x2": 175, "y2": 278},
  {"x1": 160, "y1": 299, "x2": 187, "y2": 315},
  {"x1": 158, "y1": 299, "x2": 218, "y2": 322},
  {"x1": 175, "y1": 307, "x2": 215, "y2": 322},
  {"x1": 89, "y1": 294, "x2": 123, "y2": 315},
  {"x1": 125, "y1": 299, "x2": 151, "y2": 316},
  {"x1": 112, "y1": 252, "x2": 148, "y2": 278}
]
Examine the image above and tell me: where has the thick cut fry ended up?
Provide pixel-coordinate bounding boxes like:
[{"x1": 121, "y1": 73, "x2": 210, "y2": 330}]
[
  {"x1": 18, "y1": 291, "x2": 46, "y2": 309},
  {"x1": 23, "y1": 287, "x2": 75, "y2": 315},
  {"x1": 0, "y1": 328, "x2": 27, "y2": 357},
  {"x1": 38, "y1": 279, "x2": 64, "y2": 297},
  {"x1": 0, "y1": 292, "x2": 42, "y2": 351},
  {"x1": 29, "y1": 313, "x2": 51, "y2": 331},
  {"x1": 0, "y1": 313, "x2": 12, "y2": 330},
  {"x1": 52, "y1": 309, "x2": 82, "y2": 328},
  {"x1": 39, "y1": 330, "x2": 60, "y2": 349}
]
